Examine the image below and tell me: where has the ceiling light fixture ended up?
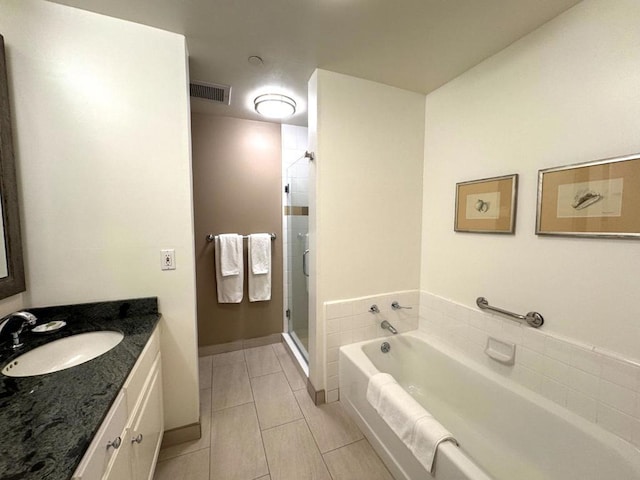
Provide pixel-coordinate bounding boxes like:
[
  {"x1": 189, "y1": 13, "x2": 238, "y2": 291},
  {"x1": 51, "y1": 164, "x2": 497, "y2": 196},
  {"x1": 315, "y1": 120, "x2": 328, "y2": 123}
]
[{"x1": 254, "y1": 93, "x2": 296, "y2": 119}]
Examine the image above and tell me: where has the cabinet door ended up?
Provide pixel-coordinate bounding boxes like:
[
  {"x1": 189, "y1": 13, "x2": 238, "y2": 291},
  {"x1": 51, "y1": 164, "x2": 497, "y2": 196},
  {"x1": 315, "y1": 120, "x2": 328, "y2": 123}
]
[
  {"x1": 130, "y1": 356, "x2": 164, "y2": 480},
  {"x1": 104, "y1": 428, "x2": 133, "y2": 480},
  {"x1": 72, "y1": 391, "x2": 128, "y2": 480}
]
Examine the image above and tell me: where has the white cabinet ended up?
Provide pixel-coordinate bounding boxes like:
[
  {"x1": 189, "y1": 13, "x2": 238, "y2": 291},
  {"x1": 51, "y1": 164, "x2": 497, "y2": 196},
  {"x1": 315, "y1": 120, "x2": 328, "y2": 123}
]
[{"x1": 73, "y1": 325, "x2": 163, "y2": 480}]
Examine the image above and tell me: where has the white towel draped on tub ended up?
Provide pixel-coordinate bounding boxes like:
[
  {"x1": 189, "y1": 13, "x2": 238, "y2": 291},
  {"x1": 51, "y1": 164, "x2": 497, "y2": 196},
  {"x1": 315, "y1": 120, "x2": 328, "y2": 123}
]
[
  {"x1": 248, "y1": 233, "x2": 271, "y2": 302},
  {"x1": 215, "y1": 234, "x2": 243, "y2": 303},
  {"x1": 409, "y1": 415, "x2": 458, "y2": 473},
  {"x1": 366, "y1": 372, "x2": 457, "y2": 473}
]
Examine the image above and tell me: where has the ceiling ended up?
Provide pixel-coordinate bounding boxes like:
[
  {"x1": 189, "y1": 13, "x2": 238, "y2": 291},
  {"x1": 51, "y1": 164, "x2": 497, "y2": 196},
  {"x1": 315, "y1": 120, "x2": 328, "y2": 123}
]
[{"x1": 48, "y1": 0, "x2": 581, "y2": 127}]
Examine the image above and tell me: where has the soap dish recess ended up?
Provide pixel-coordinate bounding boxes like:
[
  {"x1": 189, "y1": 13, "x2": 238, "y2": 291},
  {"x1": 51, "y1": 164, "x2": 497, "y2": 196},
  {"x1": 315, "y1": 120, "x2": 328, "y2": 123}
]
[{"x1": 484, "y1": 336, "x2": 516, "y2": 365}]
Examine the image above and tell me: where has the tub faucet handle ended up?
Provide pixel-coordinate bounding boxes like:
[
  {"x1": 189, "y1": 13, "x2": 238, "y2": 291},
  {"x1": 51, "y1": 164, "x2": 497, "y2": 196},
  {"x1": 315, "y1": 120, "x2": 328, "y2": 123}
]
[
  {"x1": 391, "y1": 301, "x2": 412, "y2": 310},
  {"x1": 369, "y1": 304, "x2": 380, "y2": 314}
]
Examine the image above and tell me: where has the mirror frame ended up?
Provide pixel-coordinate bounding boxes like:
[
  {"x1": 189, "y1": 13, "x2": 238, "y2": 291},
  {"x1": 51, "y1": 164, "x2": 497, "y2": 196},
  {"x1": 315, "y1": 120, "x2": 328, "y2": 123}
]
[{"x1": 0, "y1": 34, "x2": 26, "y2": 299}]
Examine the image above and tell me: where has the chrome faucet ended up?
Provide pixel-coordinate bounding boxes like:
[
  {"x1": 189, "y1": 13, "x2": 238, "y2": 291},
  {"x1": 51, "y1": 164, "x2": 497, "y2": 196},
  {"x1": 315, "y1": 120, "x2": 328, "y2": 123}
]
[
  {"x1": 0, "y1": 311, "x2": 37, "y2": 349},
  {"x1": 380, "y1": 320, "x2": 398, "y2": 334}
]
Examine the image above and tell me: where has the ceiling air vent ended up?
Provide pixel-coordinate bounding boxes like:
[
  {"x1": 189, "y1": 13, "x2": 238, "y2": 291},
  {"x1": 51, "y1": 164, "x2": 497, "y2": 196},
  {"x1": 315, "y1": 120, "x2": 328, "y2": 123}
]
[{"x1": 189, "y1": 81, "x2": 231, "y2": 105}]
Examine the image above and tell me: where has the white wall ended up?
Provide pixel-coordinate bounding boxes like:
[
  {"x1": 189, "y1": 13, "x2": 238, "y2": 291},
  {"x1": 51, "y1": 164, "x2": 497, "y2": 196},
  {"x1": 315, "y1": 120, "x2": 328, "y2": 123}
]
[
  {"x1": 0, "y1": 0, "x2": 199, "y2": 431},
  {"x1": 421, "y1": 0, "x2": 640, "y2": 362},
  {"x1": 310, "y1": 69, "x2": 425, "y2": 388}
]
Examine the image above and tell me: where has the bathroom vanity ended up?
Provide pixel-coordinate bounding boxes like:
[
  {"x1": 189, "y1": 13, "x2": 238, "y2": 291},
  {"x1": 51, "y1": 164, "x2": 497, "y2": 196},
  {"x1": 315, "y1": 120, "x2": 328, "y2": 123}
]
[{"x1": 0, "y1": 297, "x2": 162, "y2": 480}]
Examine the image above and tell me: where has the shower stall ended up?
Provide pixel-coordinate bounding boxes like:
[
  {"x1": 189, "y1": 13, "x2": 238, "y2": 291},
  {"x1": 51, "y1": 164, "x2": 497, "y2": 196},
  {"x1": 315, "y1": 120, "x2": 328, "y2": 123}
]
[{"x1": 283, "y1": 151, "x2": 311, "y2": 363}]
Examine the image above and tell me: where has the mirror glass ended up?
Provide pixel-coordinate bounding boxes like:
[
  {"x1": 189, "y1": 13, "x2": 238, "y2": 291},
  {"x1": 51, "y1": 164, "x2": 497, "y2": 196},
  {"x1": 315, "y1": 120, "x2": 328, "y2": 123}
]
[{"x1": 0, "y1": 33, "x2": 26, "y2": 298}]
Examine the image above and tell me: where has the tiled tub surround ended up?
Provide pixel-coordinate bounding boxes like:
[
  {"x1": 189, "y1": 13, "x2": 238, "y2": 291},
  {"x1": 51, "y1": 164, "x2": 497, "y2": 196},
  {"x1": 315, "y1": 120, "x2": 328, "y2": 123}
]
[
  {"x1": 419, "y1": 291, "x2": 640, "y2": 450},
  {"x1": 0, "y1": 297, "x2": 160, "y2": 480},
  {"x1": 325, "y1": 290, "x2": 419, "y2": 402}
]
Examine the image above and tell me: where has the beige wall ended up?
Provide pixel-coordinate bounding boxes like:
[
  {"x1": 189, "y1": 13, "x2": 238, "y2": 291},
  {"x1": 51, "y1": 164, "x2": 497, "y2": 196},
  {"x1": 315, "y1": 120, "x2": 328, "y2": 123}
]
[
  {"x1": 421, "y1": 0, "x2": 640, "y2": 361},
  {"x1": 0, "y1": 0, "x2": 199, "y2": 431},
  {"x1": 191, "y1": 114, "x2": 283, "y2": 346},
  {"x1": 309, "y1": 69, "x2": 425, "y2": 388}
]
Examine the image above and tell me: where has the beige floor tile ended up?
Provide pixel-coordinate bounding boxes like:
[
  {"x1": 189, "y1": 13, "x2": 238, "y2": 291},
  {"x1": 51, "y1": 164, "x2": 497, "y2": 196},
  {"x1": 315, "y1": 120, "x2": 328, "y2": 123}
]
[
  {"x1": 154, "y1": 448, "x2": 210, "y2": 480},
  {"x1": 256, "y1": 476, "x2": 271, "y2": 480},
  {"x1": 251, "y1": 372, "x2": 303, "y2": 430},
  {"x1": 272, "y1": 342, "x2": 287, "y2": 356},
  {"x1": 212, "y1": 361, "x2": 253, "y2": 411},
  {"x1": 323, "y1": 439, "x2": 393, "y2": 480},
  {"x1": 210, "y1": 403, "x2": 269, "y2": 480},
  {"x1": 274, "y1": 348, "x2": 307, "y2": 391},
  {"x1": 262, "y1": 419, "x2": 331, "y2": 480},
  {"x1": 211, "y1": 349, "x2": 246, "y2": 367},
  {"x1": 294, "y1": 390, "x2": 363, "y2": 453},
  {"x1": 199, "y1": 355, "x2": 213, "y2": 390},
  {"x1": 245, "y1": 345, "x2": 282, "y2": 378},
  {"x1": 159, "y1": 388, "x2": 212, "y2": 461}
]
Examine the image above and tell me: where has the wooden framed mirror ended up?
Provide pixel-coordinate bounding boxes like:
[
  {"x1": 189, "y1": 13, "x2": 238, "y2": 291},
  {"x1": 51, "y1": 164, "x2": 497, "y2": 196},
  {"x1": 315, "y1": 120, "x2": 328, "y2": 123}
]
[{"x1": 0, "y1": 34, "x2": 26, "y2": 299}]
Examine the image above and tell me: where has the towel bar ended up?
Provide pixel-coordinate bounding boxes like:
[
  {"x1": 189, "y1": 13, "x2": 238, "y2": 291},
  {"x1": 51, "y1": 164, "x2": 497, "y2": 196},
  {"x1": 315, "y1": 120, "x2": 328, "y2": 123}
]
[
  {"x1": 476, "y1": 297, "x2": 544, "y2": 328},
  {"x1": 206, "y1": 233, "x2": 277, "y2": 243}
]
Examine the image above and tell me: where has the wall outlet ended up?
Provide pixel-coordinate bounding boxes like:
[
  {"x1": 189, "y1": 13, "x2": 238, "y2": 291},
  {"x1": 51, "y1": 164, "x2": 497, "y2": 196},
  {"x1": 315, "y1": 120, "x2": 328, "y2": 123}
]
[{"x1": 161, "y1": 249, "x2": 176, "y2": 270}]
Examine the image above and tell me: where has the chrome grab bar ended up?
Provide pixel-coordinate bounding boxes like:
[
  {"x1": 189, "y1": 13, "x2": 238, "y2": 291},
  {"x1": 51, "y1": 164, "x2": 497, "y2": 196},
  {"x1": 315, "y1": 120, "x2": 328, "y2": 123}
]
[
  {"x1": 302, "y1": 249, "x2": 310, "y2": 277},
  {"x1": 476, "y1": 297, "x2": 544, "y2": 328}
]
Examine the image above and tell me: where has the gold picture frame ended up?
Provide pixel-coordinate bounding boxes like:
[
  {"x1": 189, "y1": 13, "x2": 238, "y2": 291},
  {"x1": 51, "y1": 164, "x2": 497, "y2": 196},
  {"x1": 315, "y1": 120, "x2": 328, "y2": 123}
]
[
  {"x1": 454, "y1": 174, "x2": 518, "y2": 234},
  {"x1": 536, "y1": 153, "x2": 640, "y2": 239}
]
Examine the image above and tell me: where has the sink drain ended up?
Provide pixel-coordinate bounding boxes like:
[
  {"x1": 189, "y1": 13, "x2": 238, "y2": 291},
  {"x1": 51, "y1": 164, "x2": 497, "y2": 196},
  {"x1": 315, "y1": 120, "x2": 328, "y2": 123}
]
[{"x1": 380, "y1": 342, "x2": 390, "y2": 353}]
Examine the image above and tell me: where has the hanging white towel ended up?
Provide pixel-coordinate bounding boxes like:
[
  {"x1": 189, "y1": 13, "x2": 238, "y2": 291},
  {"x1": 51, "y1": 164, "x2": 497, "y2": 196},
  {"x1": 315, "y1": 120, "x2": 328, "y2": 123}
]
[
  {"x1": 248, "y1": 233, "x2": 272, "y2": 302},
  {"x1": 408, "y1": 416, "x2": 458, "y2": 473},
  {"x1": 219, "y1": 234, "x2": 241, "y2": 277},
  {"x1": 250, "y1": 234, "x2": 271, "y2": 274},
  {"x1": 215, "y1": 235, "x2": 243, "y2": 303}
]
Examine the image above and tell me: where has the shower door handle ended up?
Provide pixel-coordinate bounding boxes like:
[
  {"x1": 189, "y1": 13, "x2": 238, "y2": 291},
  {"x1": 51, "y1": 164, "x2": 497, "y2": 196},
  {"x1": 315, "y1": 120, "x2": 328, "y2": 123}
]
[{"x1": 302, "y1": 249, "x2": 310, "y2": 277}]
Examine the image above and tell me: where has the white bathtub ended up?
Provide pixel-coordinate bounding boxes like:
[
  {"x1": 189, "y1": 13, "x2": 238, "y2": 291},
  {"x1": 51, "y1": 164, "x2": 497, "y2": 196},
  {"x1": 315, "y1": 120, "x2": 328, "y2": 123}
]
[{"x1": 339, "y1": 330, "x2": 640, "y2": 480}]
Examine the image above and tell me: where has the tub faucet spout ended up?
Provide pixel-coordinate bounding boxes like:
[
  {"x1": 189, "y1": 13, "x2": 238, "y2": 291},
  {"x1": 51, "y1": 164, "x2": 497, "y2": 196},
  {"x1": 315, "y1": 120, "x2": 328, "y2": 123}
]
[{"x1": 380, "y1": 320, "x2": 398, "y2": 334}]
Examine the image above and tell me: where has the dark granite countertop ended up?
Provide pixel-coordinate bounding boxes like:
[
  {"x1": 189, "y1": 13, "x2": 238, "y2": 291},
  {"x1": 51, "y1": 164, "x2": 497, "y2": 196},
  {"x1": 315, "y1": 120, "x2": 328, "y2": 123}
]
[{"x1": 0, "y1": 297, "x2": 160, "y2": 480}]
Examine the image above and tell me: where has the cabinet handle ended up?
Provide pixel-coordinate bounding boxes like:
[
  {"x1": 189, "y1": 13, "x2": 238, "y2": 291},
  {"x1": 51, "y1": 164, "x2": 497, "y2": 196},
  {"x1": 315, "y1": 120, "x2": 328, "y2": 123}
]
[
  {"x1": 131, "y1": 433, "x2": 144, "y2": 444},
  {"x1": 107, "y1": 436, "x2": 122, "y2": 450}
]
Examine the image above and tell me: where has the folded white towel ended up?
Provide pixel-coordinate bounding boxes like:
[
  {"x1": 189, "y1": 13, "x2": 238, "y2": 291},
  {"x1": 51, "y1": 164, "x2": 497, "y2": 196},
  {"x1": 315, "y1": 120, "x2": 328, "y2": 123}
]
[
  {"x1": 408, "y1": 416, "x2": 458, "y2": 473},
  {"x1": 219, "y1": 234, "x2": 241, "y2": 277},
  {"x1": 366, "y1": 373, "x2": 397, "y2": 411},
  {"x1": 377, "y1": 382, "x2": 430, "y2": 444},
  {"x1": 215, "y1": 236, "x2": 243, "y2": 303},
  {"x1": 249, "y1": 234, "x2": 271, "y2": 274},
  {"x1": 248, "y1": 234, "x2": 271, "y2": 302}
]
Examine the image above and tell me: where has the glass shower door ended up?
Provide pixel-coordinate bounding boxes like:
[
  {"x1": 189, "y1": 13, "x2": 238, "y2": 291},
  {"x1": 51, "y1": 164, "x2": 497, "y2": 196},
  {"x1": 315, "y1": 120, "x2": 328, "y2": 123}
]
[{"x1": 286, "y1": 156, "x2": 310, "y2": 361}]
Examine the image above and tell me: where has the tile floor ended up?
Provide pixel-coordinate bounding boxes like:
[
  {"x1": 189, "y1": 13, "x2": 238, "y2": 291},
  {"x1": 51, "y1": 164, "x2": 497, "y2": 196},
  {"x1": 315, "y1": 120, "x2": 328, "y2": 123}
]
[{"x1": 154, "y1": 342, "x2": 393, "y2": 480}]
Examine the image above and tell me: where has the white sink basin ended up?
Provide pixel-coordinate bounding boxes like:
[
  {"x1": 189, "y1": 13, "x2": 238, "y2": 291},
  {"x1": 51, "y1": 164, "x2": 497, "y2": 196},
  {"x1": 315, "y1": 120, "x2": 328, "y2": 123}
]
[{"x1": 2, "y1": 331, "x2": 124, "y2": 377}]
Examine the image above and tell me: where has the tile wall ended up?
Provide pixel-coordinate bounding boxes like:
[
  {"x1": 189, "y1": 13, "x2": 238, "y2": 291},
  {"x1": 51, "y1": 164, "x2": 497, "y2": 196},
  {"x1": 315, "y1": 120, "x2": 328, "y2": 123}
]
[
  {"x1": 419, "y1": 291, "x2": 640, "y2": 449},
  {"x1": 324, "y1": 290, "x2": 420, "y2": 402}
]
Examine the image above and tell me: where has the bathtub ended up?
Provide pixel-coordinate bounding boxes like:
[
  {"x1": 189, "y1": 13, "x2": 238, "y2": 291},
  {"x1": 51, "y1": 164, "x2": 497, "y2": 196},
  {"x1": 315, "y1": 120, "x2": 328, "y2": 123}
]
[{"x1": 339, "y1": 330, "x2": 640, "y2": 480}]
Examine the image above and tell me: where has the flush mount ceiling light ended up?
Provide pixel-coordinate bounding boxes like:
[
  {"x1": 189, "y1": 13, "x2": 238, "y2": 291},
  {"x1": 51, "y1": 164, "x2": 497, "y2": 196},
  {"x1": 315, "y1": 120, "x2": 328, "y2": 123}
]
[{"x1": 254, "y1": 93, "x2": 296, "y2": 119}]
